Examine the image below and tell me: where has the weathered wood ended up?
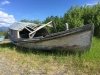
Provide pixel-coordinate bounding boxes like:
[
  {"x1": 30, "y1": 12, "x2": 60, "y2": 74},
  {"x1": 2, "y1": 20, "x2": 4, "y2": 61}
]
[
  {"x1": 9, "y1": 24, "x2": 94, "y2": 52},
  {"x1": 29, "y1": 21, "x2": 53, "y2": 36},
  {"x1": 0, "y1": 39, "x2": 11, "y2": 44}
]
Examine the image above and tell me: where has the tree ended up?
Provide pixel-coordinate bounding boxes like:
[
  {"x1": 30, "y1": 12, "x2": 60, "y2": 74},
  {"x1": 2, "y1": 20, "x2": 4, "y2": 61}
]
[
  {"x1": 63, "y1": 7, "x2": 84, "y2": 28},
  {"x1": 21, "y1": 3, "x2": 100, "y2": 37},
  {"x1": 43, "y1": 16, "x2": 65, "y2": 33},
  {"x1": 63, "y1": 4, "x2": 100, "y2": 37}
]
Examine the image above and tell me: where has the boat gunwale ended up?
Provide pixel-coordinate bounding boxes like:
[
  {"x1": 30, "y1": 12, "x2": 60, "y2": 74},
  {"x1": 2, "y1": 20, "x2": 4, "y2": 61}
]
[{"x1": 12, "y1": 24, "x2": 94, "y2": 43}]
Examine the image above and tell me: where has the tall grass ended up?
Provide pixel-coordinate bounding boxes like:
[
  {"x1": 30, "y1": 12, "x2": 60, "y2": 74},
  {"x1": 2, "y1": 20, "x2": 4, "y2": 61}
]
[{"x1": 0, "y1": 37, "x2": 100, "y2": 74}]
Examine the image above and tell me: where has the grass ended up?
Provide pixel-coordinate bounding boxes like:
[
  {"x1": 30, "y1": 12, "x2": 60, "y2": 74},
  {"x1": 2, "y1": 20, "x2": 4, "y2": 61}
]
[
  {"x1": 0, "y1": 32, "x2": 7, "y2": 36},
  {"x1": 0, "y1": 37, "x2": 100, "y2": 75}
]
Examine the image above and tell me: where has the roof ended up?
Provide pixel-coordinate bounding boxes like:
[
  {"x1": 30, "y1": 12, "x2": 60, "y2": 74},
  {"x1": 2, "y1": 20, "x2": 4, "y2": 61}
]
[
  {"x1": 9, "y1": 22, "x2": 38, "y2": 31},
  {"x1": 9, "y1": 21, "x2": 53, "y2": 34}
]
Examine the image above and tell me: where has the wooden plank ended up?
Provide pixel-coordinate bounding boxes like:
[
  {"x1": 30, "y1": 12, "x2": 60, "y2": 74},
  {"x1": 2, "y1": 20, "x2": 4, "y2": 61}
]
[{"x1": 0, "y1": 39, "x2": 11, "y2": 44}]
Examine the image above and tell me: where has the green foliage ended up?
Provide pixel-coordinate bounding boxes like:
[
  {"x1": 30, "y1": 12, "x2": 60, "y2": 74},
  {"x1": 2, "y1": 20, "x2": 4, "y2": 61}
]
[
  {"x1": 83, "y1": 4, "x2": 100, "y2": 36},
  {"x1": 43, "y1": 16, "x2": 65, "y2": 33},
  {"x1": 0, "y1": 32, "x2": 6, "y2": 36},
  {"x1": 64, "y1": 4, "x2": 100, "y2": 37},
  {"x1": 63, "y1": 7, "x2": 84, "y2": 28},
  {"x1": 21, "y1": 3, "x2": 100, "y2": 37},
  {"x1": 0, "y1": 32, "x2": 8, "y2": 39},
  {"x1": 0, "y1": 32, "x2": 7, "y2": 39},
  {"x1": 43, "y1": 3, "x2": 100, "y2": 37}
]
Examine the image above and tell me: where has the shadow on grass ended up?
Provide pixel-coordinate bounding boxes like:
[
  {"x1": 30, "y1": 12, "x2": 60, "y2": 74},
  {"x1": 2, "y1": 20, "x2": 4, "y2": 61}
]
[
  {"x1": 0, "y1": 43, "x2": 16, "y2": 49},
  {"x1": 0, "y1": 43, "x2": 82, "y2": 56}
]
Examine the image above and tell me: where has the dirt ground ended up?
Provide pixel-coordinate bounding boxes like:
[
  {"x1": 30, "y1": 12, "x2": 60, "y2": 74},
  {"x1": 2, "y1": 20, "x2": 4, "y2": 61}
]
[
  {"x1": 0, "y1": 54, "x2": 27, "y2": 75},
  {"x1": 0, "y1": 54, "x2": 47, "y2": 75}
]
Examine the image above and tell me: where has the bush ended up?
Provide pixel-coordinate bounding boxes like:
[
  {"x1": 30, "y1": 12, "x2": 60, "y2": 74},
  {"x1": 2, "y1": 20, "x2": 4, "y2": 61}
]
[{"x1": 44, "y1": 4, "x2": 100, "y2": 37}]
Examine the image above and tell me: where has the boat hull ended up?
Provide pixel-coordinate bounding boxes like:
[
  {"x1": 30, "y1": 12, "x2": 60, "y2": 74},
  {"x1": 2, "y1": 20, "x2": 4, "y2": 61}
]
[{"x1": 10, "y1": 24, "x2": 94, "y2": 52}]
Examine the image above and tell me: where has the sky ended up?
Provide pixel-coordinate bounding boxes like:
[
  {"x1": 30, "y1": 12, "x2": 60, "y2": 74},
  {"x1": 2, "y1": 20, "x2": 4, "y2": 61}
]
[{"x1": 0, "y1": 0, "x2": 100, "y2": 27}]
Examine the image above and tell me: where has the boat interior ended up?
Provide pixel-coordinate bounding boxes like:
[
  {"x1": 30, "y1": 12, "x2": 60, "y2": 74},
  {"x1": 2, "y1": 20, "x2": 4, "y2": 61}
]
[{"x1": 19, "y1": 27, "x2": 49, "y2": 39}]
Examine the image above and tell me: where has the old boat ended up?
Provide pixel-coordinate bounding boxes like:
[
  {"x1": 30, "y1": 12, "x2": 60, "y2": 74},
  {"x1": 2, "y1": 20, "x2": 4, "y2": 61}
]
[{"x1": 9, "y1": 21, "x2": 94, "y2": 52}]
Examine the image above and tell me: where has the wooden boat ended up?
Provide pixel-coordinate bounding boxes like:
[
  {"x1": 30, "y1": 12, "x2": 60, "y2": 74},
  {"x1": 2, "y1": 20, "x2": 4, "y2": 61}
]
[{"x1": 8, "y1": 21, "x2": 94, "y2": 52}]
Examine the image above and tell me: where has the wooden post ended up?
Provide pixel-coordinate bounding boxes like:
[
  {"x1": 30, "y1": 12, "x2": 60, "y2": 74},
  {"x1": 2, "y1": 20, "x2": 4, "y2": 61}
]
[
  {"x1": 52, "y1": 22, "x2": 57, "y2": 32},
  {"x1": 65, "y1": 23, "x2": 69, "y2": 30},
  {"x1": 17, "y1": 31, "x2": 20, "y2": 38}
]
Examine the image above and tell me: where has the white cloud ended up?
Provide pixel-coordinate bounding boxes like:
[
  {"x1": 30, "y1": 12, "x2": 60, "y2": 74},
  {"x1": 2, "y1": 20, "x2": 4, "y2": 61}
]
[
  {"x1": 86, "y1": 0, "x2": 100, "y2": 6},
  {"x1": 1, "y1": 0, "x2": 10, "y2": 5},
  {"x1": 0, "y1": 11, "x2": 16, "y2": 27},
  {"x1": 86, "y1": 3, "x2": 98, "y2": 6}
]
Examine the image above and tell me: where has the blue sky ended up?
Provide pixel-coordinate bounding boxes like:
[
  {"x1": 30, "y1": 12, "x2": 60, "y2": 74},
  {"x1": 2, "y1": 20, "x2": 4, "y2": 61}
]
[{"x1": 0, "y1": 0, "x2": 100, "y2": 26}]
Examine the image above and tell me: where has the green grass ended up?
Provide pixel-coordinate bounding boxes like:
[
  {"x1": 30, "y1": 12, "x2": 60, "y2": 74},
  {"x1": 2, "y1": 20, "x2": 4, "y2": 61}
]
[
  {"x1": 0, "y1": 37, "x2": 100, "y2": 75},
  {"x1": 0, "y1": 32, "x2": 7, "y2": 36}
]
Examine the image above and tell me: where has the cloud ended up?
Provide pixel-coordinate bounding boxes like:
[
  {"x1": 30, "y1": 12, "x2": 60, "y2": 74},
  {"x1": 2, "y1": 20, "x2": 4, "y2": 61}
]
[
  {"x1": 86, "y1": 0, "x2": 100, "y2": 6},
  {"x1": 1, "y1": 0, "x2": 10, "y2": 5},
  {"x1": 86, "y1": 3, "x2": 98, "y2": 6},
  {"x1": 0, "y1": 11, "x2": 16, "y2": 27}
]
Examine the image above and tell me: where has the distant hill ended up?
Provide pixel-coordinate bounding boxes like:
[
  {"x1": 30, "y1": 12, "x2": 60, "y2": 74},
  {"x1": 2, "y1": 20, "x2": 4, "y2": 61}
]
[{"x1": 0, "y1": 26, "x2": 9, "y2": 32}]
